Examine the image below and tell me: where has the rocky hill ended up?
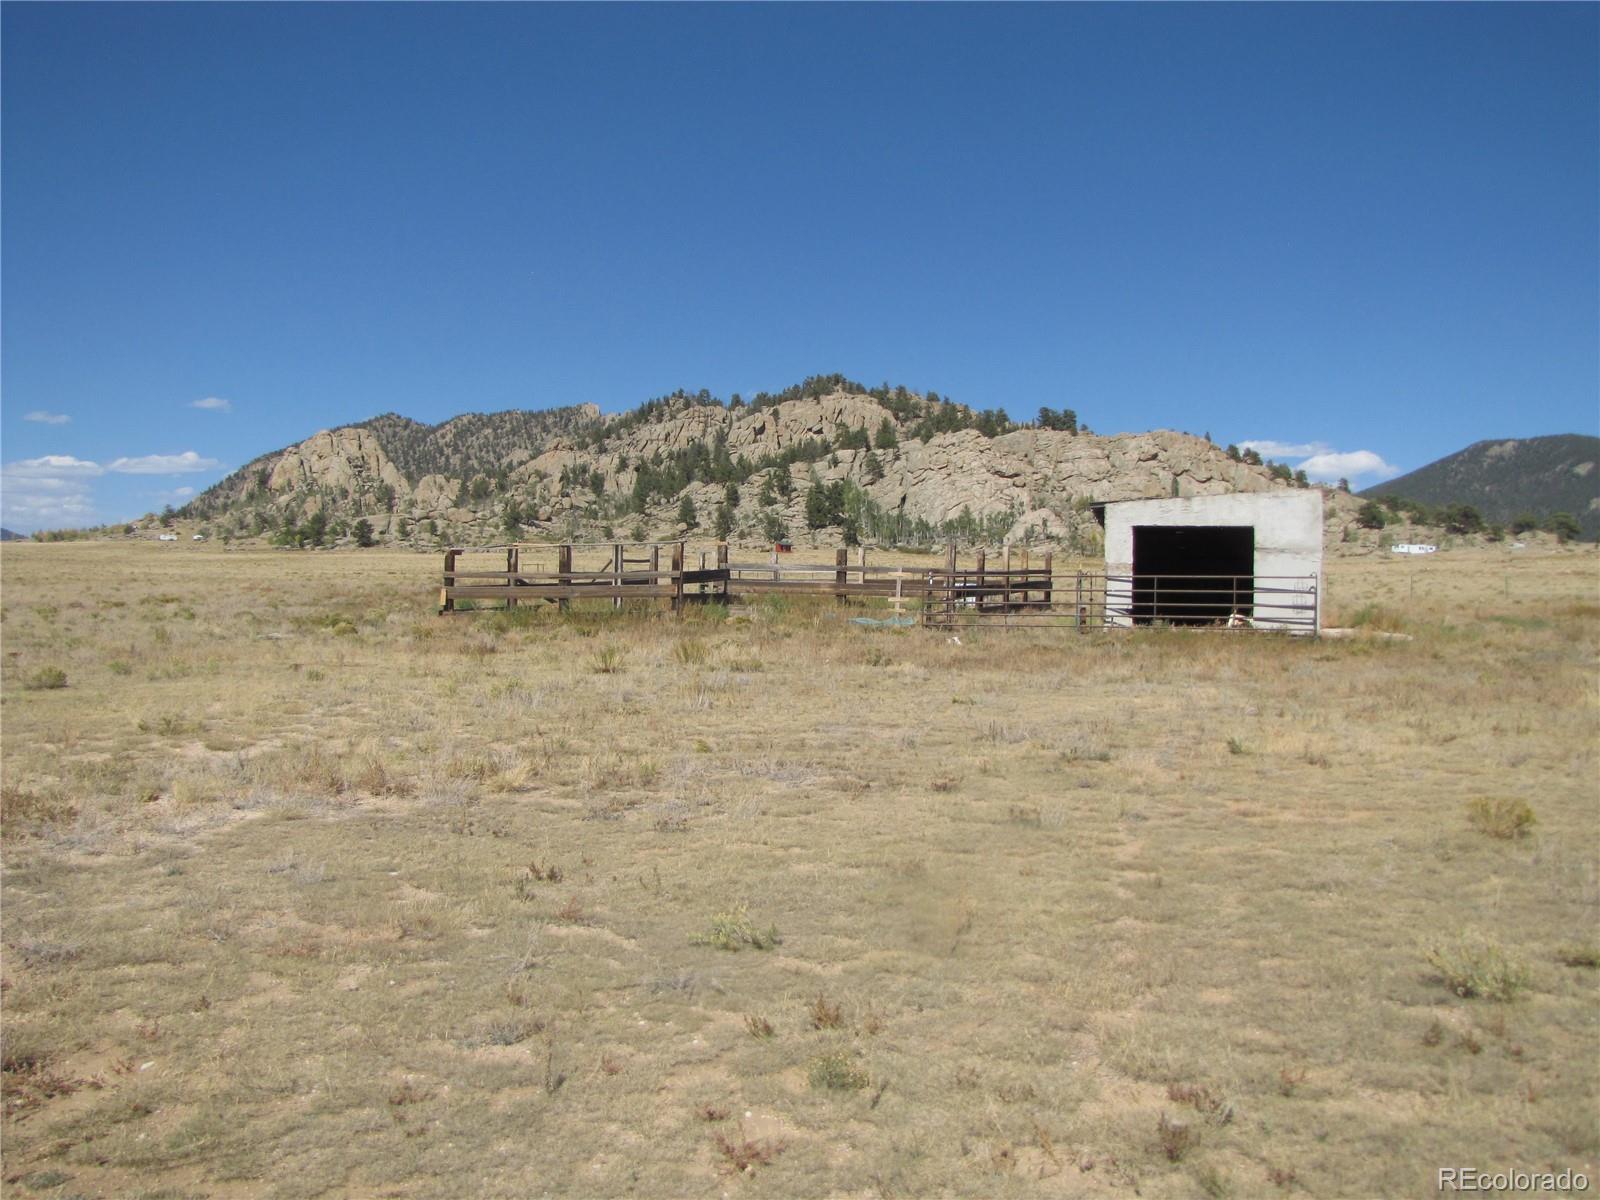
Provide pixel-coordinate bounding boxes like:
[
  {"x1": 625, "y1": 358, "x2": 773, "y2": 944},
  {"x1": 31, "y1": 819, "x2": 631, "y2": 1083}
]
[
  {"x1": 178, "y1": 375, "x2": 1346, "y2": 550},
  {"x1": 1360, "y1": 434, "x2": 1600, "y2": 541}
]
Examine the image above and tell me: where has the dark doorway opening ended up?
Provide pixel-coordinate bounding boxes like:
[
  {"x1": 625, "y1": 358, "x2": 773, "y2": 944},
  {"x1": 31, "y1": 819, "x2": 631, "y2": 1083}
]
[{"x1": 1132, "y1": 526, "x2": 1254, "y2": 625}]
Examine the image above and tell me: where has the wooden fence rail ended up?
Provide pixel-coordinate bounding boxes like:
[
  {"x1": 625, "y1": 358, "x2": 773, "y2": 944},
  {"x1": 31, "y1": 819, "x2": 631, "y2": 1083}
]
[{"x1": 439, "y1": 542, "x2": 1317, "y2": 634}]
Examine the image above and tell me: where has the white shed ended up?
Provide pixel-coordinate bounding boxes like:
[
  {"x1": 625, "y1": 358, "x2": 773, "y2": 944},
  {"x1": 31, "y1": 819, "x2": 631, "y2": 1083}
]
[{"x1": 1102, "y1": 491, "x2": 1323, "y2": 632}]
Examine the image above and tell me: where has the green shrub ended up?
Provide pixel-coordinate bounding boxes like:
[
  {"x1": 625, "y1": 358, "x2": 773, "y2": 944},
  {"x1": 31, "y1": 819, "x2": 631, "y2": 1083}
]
[
  {"x1": 691, "y1": 905, "x2": 780, "y2": 952},
  {"x1": 1466, "y1": 797, "x2": 1535, "y2": 840},
  {"x1": 591, "y1": 645, "x2": 625, "y2": 674},
  {"x1": 22, "y1": 667, "x2": 67, "y2": 691},
  {"x1": 1426, "y1": 932, "x2": 1531, "y2": 1001},
  {"x1": 807, "y1": 1051, "x2": 869, "y2": 1091}
]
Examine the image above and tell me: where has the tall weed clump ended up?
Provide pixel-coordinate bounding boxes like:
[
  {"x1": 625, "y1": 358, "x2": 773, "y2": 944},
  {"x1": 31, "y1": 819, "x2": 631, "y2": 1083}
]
[{"x1": 1426, "y1": 932, "x2": 1531, "y2": 1001}]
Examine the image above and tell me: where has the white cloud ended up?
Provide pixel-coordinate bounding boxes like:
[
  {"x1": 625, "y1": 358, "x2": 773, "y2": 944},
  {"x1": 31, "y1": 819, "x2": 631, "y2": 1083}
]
[
  {"x1": 1238, "y1": 439, "x2": 1330, "y2": 459},
  {"x1": 190, "y1": 396, "x2": 232, "y2": 413},
  {"x1": 106, "y1": 451, "x2": 222, "y2": 475},
  {"x1": 23, "y1": 410, "x2": 71, "y2": 425},
  {"x1": 4, "y1": 454, "x2": 105, "y2": 478},
  {"x1": 0, "y1": 449, "x2": 221, "y2": 531},
  {"x1": 1237, "y1": 437, "x2": 1399, "y2": 483},
  {"x1": 1298, "y1": 450, "x2": 1399, "y2": 483},
  {"x1": 1, "y1": 457, "x2": 102, "y2": 528}
]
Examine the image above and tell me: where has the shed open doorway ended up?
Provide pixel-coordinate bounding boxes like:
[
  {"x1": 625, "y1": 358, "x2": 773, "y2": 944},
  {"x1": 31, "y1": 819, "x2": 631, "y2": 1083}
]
[{"x1": 1131, "y1": 525, "x2": 1254, "y2": 625}]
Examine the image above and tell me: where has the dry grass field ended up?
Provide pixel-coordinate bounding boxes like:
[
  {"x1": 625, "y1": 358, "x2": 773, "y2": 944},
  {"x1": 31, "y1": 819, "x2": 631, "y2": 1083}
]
[{"x1": 1, "y1": 540, "x2": 1596, "y2": 1199}]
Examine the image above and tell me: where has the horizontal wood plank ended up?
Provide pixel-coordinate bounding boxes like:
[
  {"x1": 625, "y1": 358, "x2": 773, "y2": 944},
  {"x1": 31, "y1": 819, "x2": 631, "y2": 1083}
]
[{"x1": 444, "y1": 585, "x2": 679, "y2": 600}]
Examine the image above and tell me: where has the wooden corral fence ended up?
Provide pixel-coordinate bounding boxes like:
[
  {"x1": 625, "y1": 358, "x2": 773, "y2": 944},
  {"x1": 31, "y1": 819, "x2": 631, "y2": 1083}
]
[
  {"x1": 440, "y1": 542, "x2": 729, "y2": 614},
  {"x1": 438, "y1": 542, "x2": 1318, "y2": 634}
]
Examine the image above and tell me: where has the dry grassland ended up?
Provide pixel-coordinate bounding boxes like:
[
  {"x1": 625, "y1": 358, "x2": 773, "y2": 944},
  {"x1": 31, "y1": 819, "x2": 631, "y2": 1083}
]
[{"x1": 1, "y1": 541, "x2": 1596, "y2": 1199}]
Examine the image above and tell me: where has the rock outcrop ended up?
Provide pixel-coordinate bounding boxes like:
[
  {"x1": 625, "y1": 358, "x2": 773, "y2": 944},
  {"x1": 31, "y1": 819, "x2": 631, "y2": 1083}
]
[
  {"x1": 184, "y1": 384, "x2": 1340, "y2": 548},
  {"x1": 266, "y1": 427, "x2": 410, "y2": 500}
]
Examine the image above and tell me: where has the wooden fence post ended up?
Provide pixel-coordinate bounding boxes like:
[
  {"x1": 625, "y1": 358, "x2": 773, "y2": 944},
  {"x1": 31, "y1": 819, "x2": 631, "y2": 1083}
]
[
  {"x1": 945, "y1": 542, "x2": 957, "y2": 625},
  {"x1": 1042, "y1": 550, "x2": 1054, "y2": 613},
  {"x1": 671, "y1": 541, "x2": 685, "y2": 614},
  {"x1": 835, "y1": 547, "x2": 848, "y2": 603},
  {"x1": 717, "y1": 542, "x2": 729, "y2": 602},
  {"x1": 441, "y1": 548, "x2": 457, "y2": 613},
  {"x1": 974, "y1": 548, "x2": 986, "y2": 612},
  {"x1": 613, "y1": 542, "x2": 624, "y2": 610},
  {"x1": 557, "y1": 543, "x2": 572, "y2": 613},
  {"x1": 1017, "y1": 547, "x2": 1030, "y2": 610},
  {"x1": 506, "y1": 546, "x2": 519, "y2": 609}
]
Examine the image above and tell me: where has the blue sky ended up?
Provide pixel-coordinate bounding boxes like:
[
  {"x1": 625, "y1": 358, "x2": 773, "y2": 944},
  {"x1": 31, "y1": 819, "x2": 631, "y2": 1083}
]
[{"x1": 3, "y1": 3, "x2": 1595, "y2": 531}]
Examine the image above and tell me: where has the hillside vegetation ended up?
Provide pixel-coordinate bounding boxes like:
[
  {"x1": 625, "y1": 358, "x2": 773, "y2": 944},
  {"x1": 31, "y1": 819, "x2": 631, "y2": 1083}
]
[
  {"x1": 1362, "y1": 434, "x2": 1600, "y2": 542},
  {"x1": 170, "y1": 375, "x2": 1320, "y2": 552}
]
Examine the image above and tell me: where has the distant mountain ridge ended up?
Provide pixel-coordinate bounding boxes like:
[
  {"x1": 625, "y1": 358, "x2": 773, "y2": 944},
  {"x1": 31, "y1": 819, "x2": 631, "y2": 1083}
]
[
  {"x1": 1362, "y1": 434, "x2": 1600, "y2": 540},
  {"x1": 175, "y1": 374, "x2": 1334, "y2": 549}
]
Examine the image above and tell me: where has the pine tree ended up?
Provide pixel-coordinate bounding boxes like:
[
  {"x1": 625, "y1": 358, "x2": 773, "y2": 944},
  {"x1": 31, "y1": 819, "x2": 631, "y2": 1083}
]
[
  {"x1": 301, "y1": 510, "x2": 329, "y2": 547},
  {"x1": 1547, "y1": 512, "x2": 1581, "y2": 542},
  {"x1": 677, "y1": 494, "x2": 698, "y2": 529},
  {"x1": 1356, "y1": 501, "x2": 1388, "y2": 529}
]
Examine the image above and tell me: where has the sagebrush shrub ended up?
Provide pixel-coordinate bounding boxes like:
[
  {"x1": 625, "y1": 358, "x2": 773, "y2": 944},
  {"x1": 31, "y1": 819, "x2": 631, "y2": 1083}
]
[
  {"x1": 807, "y1": 1052, "x2": 869, "y2": 1091},
  {"x1": 1426, "y1": 932, "x2": 1531, "y2": 1001},
  {"x1": 691, "y1": 906, "x2": 780, "y2": 952},
  {"x1": 22, "y1": 667, "x2": 67, "y2": 691},
  {"x1": 1466, "y1": 797, "x2": 1535, "y2": 840}
]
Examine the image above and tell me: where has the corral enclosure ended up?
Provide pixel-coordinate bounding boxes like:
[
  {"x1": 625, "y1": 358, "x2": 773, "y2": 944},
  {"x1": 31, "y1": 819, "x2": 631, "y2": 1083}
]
[
  {"x1": 438, "y1": 536, "x2": 1317, "y2": 633},
  {"x1": 0, "y1": 540, "x2": 1596, "y2": 1199}
]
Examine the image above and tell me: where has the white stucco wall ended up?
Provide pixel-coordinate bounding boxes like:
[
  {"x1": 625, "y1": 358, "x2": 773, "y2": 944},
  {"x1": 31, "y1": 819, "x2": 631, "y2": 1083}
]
[{"x1": 1103, "y1": 491, "x2": 1323, "y2": 631}]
